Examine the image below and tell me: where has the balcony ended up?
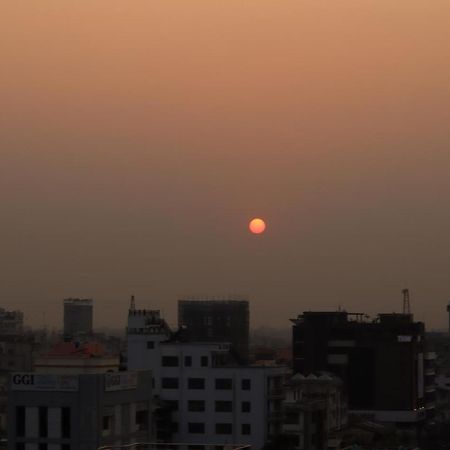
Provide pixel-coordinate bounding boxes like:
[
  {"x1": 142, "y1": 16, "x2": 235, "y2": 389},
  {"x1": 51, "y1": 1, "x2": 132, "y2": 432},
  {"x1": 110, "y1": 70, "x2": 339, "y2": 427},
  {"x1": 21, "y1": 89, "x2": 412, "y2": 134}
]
[{"x1": 99, "y1": 444, "x2": 250, "y2": 450}]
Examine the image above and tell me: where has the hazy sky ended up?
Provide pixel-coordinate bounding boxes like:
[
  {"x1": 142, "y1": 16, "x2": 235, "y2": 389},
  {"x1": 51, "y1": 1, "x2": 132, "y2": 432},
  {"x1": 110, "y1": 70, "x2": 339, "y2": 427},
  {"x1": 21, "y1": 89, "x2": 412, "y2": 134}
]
[{"x1": 2, "y1": 1, "x2": 450, "y2": 331}]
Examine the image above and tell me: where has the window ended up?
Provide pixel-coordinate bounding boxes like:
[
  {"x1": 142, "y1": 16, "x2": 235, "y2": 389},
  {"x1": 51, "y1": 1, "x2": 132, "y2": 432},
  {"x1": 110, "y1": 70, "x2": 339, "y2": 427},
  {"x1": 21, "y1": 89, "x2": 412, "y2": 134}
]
[
  {"x1": 215, "y1": 401, "x2": 232, "y2": 412},
  {"x1": 201, "y1": 356, "x2": 208, "y2": 367},
  {"x1": 16, "y1": 444, "x2": 25, "y2": 450},
  {"x1": 147, "y1": 341, "x2": 154, "y2": 349},
  {"x1": 136, "y1": 409, "x2": 149, "y2": 431},
  {"x1": 216, "y1": 423, "x2": 232, "y2": 434},
  {"x1": 162, "y1": 377, "x2": 179, "y2": 389},
  {"x1": 171, "y1": 422, "x2": 179, "y2": 432},
  {"x1": 215, "y1": 378, "x2": 232, "y2": 390},
  {"x1": 162, "y1": 356, "x2": 179, "y2": 367},
  {"x1": 166, "y1": 400, "x2": 179, "y2": 411},
  {"x1": 16, "y1": 406, "x2": 25, "y2": 437},
  {"x1": 242, "y1": 424, "x2": 251, "y2": 435},
  {"x1": 188, "y1": 422, "x2": 205, "y2": 434},
  {"x1": 241, "y1": 401, "x2": 251, "y2": 413},
  {"x1": 39, "y1": 407, "x2": 48, "y2": 437},
  {"x1": 62, "y1": 446, "x2": 70, "y2": 450},
  {"x1": 61, "y1": 407, "x2": 71, "y2": 438},
  {"x1": 188, "y1": 378, "x2": 205, "y2": 389},
  {"x1": 102, "y1": 415, "x2": 113, "y2": 433},
  {"x1": 241, "y1": 379, "x2": 251, "y2": 390},
  {"x1": 39, "y1": 444, "x2": 47, "y2": 450},
  {"x1": 184, "y1": 356, "x2": 192, "y2": 367},
  {"x1": 188, "y1": 400, "x2": 205, "y2": 412}
]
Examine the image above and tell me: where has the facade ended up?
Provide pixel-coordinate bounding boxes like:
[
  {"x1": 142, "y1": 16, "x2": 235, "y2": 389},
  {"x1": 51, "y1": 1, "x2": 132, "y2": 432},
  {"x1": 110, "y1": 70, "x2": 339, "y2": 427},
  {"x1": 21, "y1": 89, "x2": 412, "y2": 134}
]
[
  {"x1": 283, "y1": 373, "x2": 347, "y2": 450},
  {"x1": 127, "y1": 307, "x2": 288, "y2": 449},
  {"x1": 8, "y1": 371, "x2": 153, "y2": 450},
  {"x1": 292, "y1": 311, "x2": 430, "y2": 424},
  {"x1": 0, "y1": 310, "x2": 23, "y2": 336},
  {"x1": 63, "y1": 299, "x2": 93, "y2": 338},
  {"x1": 34, "y1": 342, "x2": 119, "y2": 374},
  {"x1": 0, "y1": 336, "x2": 34, "y2": 438},
  {"x1": 178, "y1": 299, "x2": 250, "y2": 363}
]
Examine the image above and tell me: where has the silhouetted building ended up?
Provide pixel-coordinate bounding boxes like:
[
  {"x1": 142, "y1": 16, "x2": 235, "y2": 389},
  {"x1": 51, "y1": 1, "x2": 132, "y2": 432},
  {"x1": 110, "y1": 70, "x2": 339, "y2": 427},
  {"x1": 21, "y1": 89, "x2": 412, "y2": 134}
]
[
  {"x1": 282, "y1": 372, "x2": 347, "y2": 450},
  {"x1": 0, "y1": 309, "x2": 23, "y2": 336},
  {"x1": 292, "y1": 311, "x2": 429, "y2": 424},
  {"x1": 8, "y1": 371, "x2": 153, "y2": 450},
  {"x1": 0, "y1": 335, "x2": 34, "y2": 438},
  {"x1": 63, "y1": 298, "x2": 93, "y2": 337},
  {"x1": 178, "y1": 298, "x2": 249, "y2": 363}
]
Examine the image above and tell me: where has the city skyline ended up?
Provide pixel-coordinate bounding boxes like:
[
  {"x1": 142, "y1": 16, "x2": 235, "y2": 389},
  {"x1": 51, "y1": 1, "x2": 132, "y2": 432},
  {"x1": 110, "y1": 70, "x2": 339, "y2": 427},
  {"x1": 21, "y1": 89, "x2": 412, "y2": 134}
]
[{"x1": 2, "y1": 0, "x2": 450, "y2": 330}]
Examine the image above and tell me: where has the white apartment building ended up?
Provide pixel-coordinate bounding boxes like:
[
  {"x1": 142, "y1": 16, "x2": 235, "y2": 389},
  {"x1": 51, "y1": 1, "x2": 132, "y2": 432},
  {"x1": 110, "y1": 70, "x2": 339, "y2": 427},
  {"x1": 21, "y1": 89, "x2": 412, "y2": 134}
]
[{"x1": 127, "y1": 308, "x2": 289, "y2": 449}]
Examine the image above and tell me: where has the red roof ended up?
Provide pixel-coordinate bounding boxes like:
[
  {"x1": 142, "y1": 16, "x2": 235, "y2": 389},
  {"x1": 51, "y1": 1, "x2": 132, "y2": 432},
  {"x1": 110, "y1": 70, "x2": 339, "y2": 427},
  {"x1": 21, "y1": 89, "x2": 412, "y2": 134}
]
[{"x1": 43, "y1": 342, "x2": 107, "y2": 359}]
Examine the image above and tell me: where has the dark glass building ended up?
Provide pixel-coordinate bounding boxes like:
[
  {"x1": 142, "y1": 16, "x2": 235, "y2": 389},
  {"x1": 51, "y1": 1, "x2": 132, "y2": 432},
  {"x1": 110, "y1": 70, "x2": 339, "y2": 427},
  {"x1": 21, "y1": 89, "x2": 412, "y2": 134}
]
[{"x1": 291, "y1": 311, "x2": 433, "y2": 423}]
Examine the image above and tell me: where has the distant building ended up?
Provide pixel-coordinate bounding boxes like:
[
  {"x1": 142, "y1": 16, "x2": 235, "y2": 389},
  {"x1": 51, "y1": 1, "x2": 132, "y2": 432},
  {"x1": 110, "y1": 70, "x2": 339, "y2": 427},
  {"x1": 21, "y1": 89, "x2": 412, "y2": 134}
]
[
  {"x1": 282, "y1": 372, "x2": 347, "y2": 450},
  {"x1": 63, "y1": 298, "x2": 93, "y2": 337},
  {"x1": 178, "y1": 298, "x2": 250, "y2": 363},
  {"x1": 0, "y1": 309, "x2": 23, "y2": 336},
  {"x1": 291, "y1": 311, "x2": 433, "y2": 424},
  {"x1": 8, "y1": 371, "x2": 153, "y2": 450},
  {"x1": 127, "y1": 306, "x2": 288, "y2": 449},
  {"x1": 34, "y1": 341, "x2": 120, "y2": 374}
]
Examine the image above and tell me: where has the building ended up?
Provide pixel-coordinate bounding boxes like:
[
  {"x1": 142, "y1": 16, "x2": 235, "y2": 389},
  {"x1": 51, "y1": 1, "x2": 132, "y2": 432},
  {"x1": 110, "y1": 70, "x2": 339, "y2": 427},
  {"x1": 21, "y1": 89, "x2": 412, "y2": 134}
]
[
  {"x1": 34, "y1": 341, "x2": 120, "y2": 374},
  {"x1": 8, "y1": 371, "x2": 153, "y2": 450},
  {"x1": 0, "y1": 309, "x2": 23, "y2": 336},
  {"x1": 0, "y1": 335, "x2": 34, "y2": 438},
  {"x1": 63, "y1": 298, "x2": 93, "y2": 338},
  {"x1": 292, "y1": 311, "x2": 430, "y2": 424},
  {"x1": 178, "y1": 298, "x2": 250, "y2": 363},
  {"x1": 282, "y1": 372, "x2": 347, "y2": 450},
  {"x1": 127, "y1": 306, "x2": 288, "y2": 449}
]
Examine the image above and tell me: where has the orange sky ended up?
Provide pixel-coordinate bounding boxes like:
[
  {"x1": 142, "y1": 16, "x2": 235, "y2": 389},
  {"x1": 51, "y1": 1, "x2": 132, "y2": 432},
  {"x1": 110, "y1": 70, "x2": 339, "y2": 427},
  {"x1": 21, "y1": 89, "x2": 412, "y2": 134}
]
[{"x1": 2, "y1": 1, "x2": 450, "y2": 331}]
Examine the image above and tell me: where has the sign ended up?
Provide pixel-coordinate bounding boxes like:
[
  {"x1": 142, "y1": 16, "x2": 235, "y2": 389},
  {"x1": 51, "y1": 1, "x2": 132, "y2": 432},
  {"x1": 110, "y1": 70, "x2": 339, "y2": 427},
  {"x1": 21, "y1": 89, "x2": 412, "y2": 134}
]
[
  {"x1": 104, "y1": 371, "x2": 138, "y2": 392},
  {"x1": 11, "y1": 373, "x2": 79, "y2": 391}
]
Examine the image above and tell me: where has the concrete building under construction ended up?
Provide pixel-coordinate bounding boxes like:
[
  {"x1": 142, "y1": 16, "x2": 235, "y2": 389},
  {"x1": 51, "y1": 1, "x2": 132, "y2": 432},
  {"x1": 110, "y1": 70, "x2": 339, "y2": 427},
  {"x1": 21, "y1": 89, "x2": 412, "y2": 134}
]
[{"x1": 178, "y1": 297, "x2": 250, "y2": 363}]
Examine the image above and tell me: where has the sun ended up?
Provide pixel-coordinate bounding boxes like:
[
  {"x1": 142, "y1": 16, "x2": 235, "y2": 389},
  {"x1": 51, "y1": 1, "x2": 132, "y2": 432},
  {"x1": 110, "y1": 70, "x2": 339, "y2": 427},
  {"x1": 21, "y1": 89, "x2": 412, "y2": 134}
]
[{"x1": 249, "y1": 218, "x2": 266, "y2": 234}]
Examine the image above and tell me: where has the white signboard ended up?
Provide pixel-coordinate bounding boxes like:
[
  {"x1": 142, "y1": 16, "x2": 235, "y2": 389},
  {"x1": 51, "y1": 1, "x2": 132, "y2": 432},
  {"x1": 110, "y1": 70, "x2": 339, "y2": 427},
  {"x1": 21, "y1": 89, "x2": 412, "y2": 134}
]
[
  {"x1": 11, "y1": 373, "x2": 79, "y2": 391},
  {"x1": 104, "y1": 372, "x2": 138, "y2": 392}
]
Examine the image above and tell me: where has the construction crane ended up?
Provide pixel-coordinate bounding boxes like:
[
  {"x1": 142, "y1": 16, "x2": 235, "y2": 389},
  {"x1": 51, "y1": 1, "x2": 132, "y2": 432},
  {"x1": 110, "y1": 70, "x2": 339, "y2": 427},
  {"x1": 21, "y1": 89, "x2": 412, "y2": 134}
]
[{"x1": 402, "y1": 289, "x2": 411, "y2": 314}]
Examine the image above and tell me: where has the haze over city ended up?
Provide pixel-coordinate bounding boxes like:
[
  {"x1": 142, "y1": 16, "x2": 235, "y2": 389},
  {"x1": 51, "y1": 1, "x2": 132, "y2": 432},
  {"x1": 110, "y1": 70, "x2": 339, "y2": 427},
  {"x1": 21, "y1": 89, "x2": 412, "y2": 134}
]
[{"x1": 2, "y1": 0, "x2": 450, "y2": 330}]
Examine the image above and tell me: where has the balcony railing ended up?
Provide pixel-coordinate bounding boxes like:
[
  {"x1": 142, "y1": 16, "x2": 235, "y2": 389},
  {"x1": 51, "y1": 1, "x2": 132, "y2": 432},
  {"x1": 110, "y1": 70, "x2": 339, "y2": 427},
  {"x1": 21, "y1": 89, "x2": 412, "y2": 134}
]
[{"x1": 98, "y1": 444, "x2": 251, "y2": 450}]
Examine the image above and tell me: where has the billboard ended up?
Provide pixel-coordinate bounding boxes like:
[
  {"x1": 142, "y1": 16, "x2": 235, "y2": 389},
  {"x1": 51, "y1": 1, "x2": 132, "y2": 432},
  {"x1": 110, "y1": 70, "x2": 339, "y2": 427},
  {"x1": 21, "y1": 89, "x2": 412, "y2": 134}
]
[
  {"x1": 11, "y1": 373, "x2": 79, "y2": 391},
  {"x1": 104, "y1": 371, "x2": 138, "y2": 391}
]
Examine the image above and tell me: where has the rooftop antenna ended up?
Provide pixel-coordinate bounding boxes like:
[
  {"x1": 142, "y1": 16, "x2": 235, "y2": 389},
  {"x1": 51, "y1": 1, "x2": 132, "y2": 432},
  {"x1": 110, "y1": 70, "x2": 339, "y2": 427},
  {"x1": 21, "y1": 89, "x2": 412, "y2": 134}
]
[
  {"x1": 130, "y1": 295, "x2": 136, "y2": 311},
  {"x1": 402, "y1": 289, "x2": 410, "y2": 314}
]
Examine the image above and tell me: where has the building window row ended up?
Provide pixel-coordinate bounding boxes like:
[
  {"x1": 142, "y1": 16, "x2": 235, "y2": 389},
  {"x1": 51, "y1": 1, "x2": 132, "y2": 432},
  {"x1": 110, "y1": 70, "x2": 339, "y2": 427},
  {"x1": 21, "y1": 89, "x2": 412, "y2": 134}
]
[
  {"x1": 161, "y1": 355, "x2": 210, "y2": 367},
  {"x1": 188, "y1": 422, "x2": 251, "y2": 435},
  {"x1": 186, "y1": 400, "x2": 251, "y2": 413},
  {"x1": 161, "y1": 377, "x2": 251, "y2": 391}
]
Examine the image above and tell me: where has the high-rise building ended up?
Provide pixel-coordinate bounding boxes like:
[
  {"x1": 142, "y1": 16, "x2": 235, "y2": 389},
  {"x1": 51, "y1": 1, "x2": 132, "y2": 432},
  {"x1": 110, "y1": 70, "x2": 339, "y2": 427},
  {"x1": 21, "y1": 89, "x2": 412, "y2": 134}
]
[
  {"x1": 291, "y1": 311, "x2": 432, "y2": 424},
  {"x1": 8, "y1": 371, "x2": 153, "y2": 449},
  {"x1": 0, "y1": 308, "x2": 23, "y2": 336},
  {"x1": 178, "y1": 298, "x2": 250, "y2": 363},
  {"x1": 63, "y1": 298, "x2": 93, "y2": 337},
  {"x1": 127, "y1": 306, "x2": 288, "y2": 449}
]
